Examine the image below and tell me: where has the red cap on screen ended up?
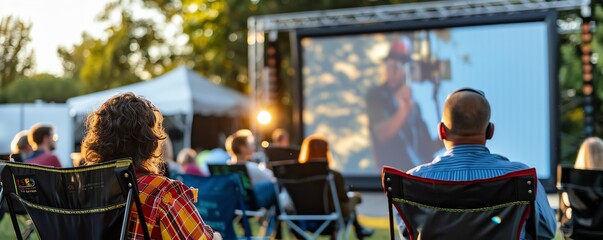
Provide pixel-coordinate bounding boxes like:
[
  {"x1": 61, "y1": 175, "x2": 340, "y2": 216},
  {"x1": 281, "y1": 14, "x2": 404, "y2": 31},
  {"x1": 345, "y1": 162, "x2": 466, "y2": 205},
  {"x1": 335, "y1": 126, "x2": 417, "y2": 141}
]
[{"x1": 386, "y1": 37, "x2": 412, "y2": 63}]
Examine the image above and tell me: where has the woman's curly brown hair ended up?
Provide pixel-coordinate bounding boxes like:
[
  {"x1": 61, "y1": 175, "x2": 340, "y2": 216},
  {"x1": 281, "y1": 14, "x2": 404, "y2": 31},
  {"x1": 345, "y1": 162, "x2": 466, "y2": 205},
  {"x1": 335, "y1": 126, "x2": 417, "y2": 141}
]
[{"x1": 81, "y1": 92, "x2": 166, "y2": 175}]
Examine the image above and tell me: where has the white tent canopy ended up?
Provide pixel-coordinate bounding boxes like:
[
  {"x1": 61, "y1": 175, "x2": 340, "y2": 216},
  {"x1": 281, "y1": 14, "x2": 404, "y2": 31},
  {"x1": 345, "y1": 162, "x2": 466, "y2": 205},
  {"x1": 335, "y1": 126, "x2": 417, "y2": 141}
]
[
  {"x1": 67, "y1": 66, "x2": 249, "y2": 117},
  {"x1": 67, "y1": 66, "x2": 250, "y2": 147}
]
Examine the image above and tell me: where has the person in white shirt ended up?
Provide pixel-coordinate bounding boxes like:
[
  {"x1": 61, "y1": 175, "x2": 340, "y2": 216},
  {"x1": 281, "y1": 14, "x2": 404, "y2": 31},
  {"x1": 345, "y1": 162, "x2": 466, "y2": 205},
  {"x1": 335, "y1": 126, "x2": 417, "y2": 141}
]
[{"x1": 225, "y1": 129, "x2": 276, "y2": 209}]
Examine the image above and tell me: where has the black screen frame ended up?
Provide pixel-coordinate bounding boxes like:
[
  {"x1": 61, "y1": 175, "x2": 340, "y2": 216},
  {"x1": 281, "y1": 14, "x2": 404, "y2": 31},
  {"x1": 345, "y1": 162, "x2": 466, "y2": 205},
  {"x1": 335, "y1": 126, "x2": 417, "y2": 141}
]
[{"x1": 291, "y1": 10, "x2": 559, "y2": 192}]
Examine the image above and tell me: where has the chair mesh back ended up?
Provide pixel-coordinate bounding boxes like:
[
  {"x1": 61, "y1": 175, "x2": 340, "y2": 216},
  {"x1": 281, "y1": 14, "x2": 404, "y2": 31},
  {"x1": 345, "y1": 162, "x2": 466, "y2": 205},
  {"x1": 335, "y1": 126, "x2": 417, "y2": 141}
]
[
  {"x1": 383, "y1": 167, "x2": 536, "y2": 240},
  {"x1": 1, "y1": 160, "x2": 133, "y2": 240},
  {"x1": 177, "y1": 173, "x2": 246, "y2": 240},
  {"x1": 558, "y1": 167, "x2": 603, "y2": 238},
  {"x1": 272, "y1": 160, "x2": 335, "y2": 215},
  {"x1": 264, "y1": 147, "x2": 300, "y2": 163}
]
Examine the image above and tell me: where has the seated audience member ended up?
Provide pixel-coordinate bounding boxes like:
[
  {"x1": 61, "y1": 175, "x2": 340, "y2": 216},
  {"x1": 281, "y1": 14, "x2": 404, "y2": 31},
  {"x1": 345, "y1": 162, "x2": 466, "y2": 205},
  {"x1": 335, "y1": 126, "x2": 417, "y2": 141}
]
[
  {"x1": 225, "y1": 129, "x2": 276, "y2": 209},
  {"x1": 271, "y1": 128, "x2": 290, "y2": 147},
  {"x1": 25, "y1": 123, "x2": 61, "y2": 167},
  {"x1": 178, "y1": 148, "x2": 204, "y2": 176},
  {"x1": 10, "y1": 130, "x2": 33, "y2": 162},
  {"x1": 80, "y1": 92, "x2": 220, "y2": 240},
  {"x1": 299, "y1": 135, "x2": 374, "y2": 239},
  {"x1": 198, "y1": 148, "x2": 230, "y2": 176},
  {"x1": 574, "y1": 136, "x2": 603, "y2": 170},
  {"x1": 396, "y1": 88, "x2": 556, "y2": 239},
  {"x1": 0, "y1": 131, "x2": 34, "y2": 231},
  {"x1": 559, "y1": 136, "x2": 603, "y2": 228}
]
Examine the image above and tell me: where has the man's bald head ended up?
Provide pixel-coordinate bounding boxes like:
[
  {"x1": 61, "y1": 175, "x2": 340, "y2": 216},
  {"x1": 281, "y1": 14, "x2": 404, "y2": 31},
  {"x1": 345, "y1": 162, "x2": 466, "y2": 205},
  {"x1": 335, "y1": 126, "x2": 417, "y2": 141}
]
[{"x1": 442, "y1": 89, "x2": 491, "y2": 138}]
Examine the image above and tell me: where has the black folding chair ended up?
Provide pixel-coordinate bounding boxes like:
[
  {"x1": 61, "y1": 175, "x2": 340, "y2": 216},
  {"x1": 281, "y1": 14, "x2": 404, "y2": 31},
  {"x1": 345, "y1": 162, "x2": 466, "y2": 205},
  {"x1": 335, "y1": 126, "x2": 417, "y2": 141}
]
[
  {"x1": 0, "y1": 159, "x2": 150, "y2": 240},
  {"x1": 557, "y1": 166, "x2": 603, "y2": 239},
  {"x1": 382, "y1": 166, "x2": 537, "y2": 240},
  {"x1": 272, "y1": 160, "x2": 353, "y2": 240},
  {"x1": 263, "y1": 146, "x2": 300, "y2": 169}
]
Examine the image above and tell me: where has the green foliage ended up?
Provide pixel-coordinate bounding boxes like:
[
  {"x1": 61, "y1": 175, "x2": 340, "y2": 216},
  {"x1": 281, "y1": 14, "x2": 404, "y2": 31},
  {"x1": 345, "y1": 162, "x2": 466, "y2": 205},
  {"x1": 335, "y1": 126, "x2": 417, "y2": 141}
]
[
  {"x1": 77, "y1": 14, "x2": 140, "y2": 92},
  {"x1": 58, "y1": 6, "x2": 182, "y2": 93},
  {"x1": 0, "y1": 16, "x2": 35, "y2": 89},
  {"x1": 57, "y1": 33, "x2": 101, "y2": 80},
  {"x1": 0, "y1": 73, "x2": 81, "y2": 103}
]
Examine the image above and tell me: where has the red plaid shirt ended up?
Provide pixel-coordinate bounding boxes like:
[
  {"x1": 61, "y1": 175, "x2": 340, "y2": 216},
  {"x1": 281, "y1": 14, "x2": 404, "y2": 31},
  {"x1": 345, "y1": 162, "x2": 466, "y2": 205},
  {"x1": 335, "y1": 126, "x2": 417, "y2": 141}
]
[{"x1": 128, "y1": 175, "x2": 215, "y2": 239}]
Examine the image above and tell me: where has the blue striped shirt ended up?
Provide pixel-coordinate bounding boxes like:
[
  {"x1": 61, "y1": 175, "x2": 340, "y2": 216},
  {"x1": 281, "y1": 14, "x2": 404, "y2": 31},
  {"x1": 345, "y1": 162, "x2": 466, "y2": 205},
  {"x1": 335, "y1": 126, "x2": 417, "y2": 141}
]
[{"x1": 396, "y1": 145, "x2": 557, "y2": 239}]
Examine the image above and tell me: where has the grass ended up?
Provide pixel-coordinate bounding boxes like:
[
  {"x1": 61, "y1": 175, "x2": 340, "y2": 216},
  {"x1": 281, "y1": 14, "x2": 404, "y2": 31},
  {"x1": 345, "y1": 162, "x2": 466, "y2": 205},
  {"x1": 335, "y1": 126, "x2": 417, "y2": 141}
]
[
  {"x1": 238, "y1": 214, "x2": 567, "y2": 240},
  {"x1": 0, "y1": 212, "x2": 565, "y2": 239},
  {"x1": 235, "y1": 215, "x2": 396, "y2": 239},
  {"x1": 0, "y1": 214, "x2": 40, "y2": 240}
]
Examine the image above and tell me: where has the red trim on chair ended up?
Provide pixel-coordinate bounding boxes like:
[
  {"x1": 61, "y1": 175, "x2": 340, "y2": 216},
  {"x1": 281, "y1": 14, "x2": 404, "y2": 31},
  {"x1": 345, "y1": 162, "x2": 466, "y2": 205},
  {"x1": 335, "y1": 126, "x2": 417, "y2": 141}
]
[
  {"x1": 381, "y1": 166, "x2": 402, "y2": 192},
  {"x1": 394, "y1": 202, "x2": 415, "y2": 240},
  {"x1": 516, "y1": 205, "x2": 532, "y2": 240},
  {"x1": 382, "y1": 166, "x2": 537, "y2": 185}
]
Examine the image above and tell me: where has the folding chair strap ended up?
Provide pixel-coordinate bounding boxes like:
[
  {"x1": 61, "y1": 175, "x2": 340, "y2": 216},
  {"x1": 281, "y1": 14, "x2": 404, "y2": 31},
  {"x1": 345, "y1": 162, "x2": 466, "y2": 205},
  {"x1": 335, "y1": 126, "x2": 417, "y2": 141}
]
[
  {"x1": 388, "y1": 194, "x2": 394, "y2": 240},
  {"x1": 527, "y1": 201, "x2": 538, "y2": 239}
]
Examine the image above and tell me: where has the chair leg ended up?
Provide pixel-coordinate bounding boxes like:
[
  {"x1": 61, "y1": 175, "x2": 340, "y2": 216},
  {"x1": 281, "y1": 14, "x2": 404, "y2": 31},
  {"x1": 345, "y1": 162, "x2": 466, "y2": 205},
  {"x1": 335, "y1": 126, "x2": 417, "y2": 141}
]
[{"x1": 345, "y1": 215, "x2": 354, "y2": 240}]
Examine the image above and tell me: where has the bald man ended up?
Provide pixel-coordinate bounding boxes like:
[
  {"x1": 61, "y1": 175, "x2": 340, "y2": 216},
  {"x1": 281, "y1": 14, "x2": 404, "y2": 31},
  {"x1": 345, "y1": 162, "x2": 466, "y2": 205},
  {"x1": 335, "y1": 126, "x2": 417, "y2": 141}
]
[{"x1": 395, "y1": 88, "x2": 556, "y2": 239}]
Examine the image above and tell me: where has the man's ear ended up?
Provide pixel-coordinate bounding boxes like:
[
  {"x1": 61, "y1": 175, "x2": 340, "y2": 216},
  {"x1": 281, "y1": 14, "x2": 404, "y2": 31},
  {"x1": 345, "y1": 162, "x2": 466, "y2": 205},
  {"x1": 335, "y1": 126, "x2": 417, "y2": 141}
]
[
  {"x1": 485, "y1": 123, "x2": 495, "y2": 140},
  {"x1": 438, "y1": 122, "x2": 447, "y2": 141}
]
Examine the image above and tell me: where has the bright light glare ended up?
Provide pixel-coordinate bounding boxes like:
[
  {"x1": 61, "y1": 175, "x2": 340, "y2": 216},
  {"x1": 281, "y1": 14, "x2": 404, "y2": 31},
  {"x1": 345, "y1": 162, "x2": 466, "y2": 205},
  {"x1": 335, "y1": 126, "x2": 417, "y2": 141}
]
[{"x1": 257, "y1": 110, "x2": 271, "y2": 125}]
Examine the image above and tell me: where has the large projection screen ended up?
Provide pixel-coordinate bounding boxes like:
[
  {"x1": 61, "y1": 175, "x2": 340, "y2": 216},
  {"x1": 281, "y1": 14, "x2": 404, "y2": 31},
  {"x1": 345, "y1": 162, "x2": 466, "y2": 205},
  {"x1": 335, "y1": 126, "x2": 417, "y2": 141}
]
[{"x1": 294, "y1": 11, "x2": 558, "y2": 189}]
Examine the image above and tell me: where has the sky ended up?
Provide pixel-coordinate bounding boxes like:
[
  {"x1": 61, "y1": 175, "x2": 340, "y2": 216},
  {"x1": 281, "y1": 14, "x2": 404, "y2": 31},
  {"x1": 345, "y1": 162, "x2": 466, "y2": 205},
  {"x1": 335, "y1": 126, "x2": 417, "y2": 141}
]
[{"x1": 0, "y1": 0, "x2": 111, "y2": 75}]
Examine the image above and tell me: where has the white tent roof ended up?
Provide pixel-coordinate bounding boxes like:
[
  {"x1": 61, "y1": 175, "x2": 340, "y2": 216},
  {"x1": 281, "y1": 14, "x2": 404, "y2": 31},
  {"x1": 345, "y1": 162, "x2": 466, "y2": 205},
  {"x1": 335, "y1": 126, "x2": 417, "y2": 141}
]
[{"x1": 67, "y1": 66, "x2": 250, "y2": 117}]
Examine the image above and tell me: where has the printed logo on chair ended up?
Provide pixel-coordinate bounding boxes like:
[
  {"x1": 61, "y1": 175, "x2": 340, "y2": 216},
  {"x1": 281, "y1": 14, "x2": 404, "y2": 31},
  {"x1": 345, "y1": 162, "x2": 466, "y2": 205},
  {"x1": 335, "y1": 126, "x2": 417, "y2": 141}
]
[
  {"x1": 81, "y1": 181, "x2": 105, "y2": 191},
  {"x1": 16, "y1": 176, "x2": 37, "y2": 193}
]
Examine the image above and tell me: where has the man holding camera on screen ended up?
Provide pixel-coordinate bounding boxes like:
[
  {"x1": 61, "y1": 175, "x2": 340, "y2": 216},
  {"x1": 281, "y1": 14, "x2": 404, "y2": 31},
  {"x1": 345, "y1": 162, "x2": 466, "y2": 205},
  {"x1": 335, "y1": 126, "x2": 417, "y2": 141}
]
[{"x1": 366, "y1": 36, "x2": 441, "y2": 171}]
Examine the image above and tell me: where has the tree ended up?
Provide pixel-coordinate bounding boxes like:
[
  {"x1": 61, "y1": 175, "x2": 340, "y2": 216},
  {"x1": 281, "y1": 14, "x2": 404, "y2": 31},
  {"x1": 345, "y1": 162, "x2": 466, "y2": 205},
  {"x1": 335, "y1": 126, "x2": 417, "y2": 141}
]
[
  {"x1": 58, "y1": 33, "x2": 100, "y2": 80},
  {"x1": 0, "y1": 73, "x2": 81, "y2": 103},
  {"x1": 137, "y1": 0, "x2": 430, "y2": 92},
  {"x1": 59, "y1": 6, "x2": 182, "y2": 93},
  {"x1": 0, "y1": 16, "x2": 35, "y2": 89}
]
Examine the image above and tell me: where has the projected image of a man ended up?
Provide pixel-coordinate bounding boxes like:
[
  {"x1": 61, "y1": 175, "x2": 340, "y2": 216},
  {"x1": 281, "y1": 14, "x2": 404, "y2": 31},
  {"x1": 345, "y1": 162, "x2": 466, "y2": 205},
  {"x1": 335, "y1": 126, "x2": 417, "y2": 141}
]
[{"x1": 366, "y1": 36, "x2": 442, "y2": 171}]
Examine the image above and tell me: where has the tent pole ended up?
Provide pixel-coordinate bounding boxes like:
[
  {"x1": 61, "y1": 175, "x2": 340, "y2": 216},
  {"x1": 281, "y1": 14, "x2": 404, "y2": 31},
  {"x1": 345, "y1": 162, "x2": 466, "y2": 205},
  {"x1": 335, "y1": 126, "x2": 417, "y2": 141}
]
[{"x1": 184, "y1": 113, "x2": 193, "y2": 148}]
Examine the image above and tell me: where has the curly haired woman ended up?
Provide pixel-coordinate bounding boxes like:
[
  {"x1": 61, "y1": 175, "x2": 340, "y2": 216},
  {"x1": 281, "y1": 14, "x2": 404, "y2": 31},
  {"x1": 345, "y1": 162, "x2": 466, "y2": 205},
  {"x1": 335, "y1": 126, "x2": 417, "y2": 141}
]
[{"x1": 81, "y1": 92, "x2": 220, "y2": 240}]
